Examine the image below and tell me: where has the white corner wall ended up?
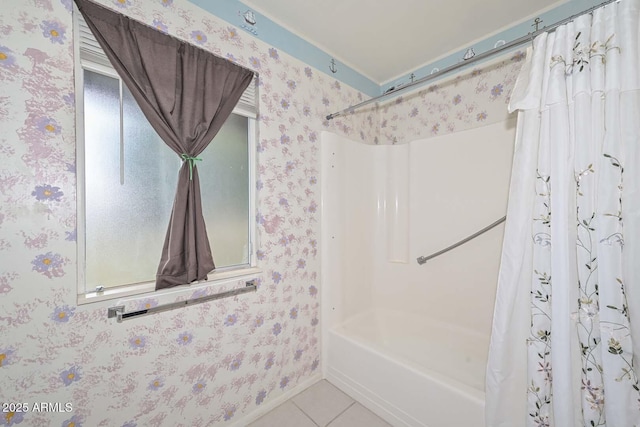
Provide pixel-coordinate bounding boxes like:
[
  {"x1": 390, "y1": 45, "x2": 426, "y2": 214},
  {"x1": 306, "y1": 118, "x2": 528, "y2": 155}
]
[
  {"x1": 322, "y1": 117, "x2": 516, "y2": 343},
  {"x1": 321, "y1": 132, "x2": 379, "y2": 334},
  {"x1": 374, "y1": 118, "x2": 517, "y2": 337}
]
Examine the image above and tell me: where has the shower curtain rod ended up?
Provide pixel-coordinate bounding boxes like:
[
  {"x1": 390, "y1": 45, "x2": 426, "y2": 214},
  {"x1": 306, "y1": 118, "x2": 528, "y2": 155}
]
[{"x1": 326, "y1": 0, "x2": 618, "y2": 121}]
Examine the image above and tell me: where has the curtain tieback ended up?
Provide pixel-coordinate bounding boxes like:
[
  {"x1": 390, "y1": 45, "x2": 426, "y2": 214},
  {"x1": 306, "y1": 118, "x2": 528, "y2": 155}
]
[{"x1": 181, "y1": 154, "x2": 202, "y2": 180}]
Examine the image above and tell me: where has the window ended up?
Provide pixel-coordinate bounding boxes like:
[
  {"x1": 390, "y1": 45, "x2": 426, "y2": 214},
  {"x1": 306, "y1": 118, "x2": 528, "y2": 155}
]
[{"x1": 74, "y1": 11, "x2": 257, "y2": 301}]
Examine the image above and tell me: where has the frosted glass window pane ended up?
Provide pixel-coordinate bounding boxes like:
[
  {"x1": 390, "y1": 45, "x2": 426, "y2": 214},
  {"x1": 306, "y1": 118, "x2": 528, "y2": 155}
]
[
  {"x1": 199, "y1": 113, "x2": 249, "y2": 268},
  {"x1": 83, "y1": 69, "x2": 249, "y2": 290}
]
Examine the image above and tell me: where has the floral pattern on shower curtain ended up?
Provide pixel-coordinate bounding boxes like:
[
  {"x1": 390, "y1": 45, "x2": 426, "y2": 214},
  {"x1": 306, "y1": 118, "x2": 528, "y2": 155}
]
[{"x1": 486, "y1": 1, "x2": 640, "y2": 426}]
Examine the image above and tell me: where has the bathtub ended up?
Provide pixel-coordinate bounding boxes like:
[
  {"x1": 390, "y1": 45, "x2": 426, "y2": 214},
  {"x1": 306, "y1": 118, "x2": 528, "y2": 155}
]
[
  {"x1": 321, "y1": 124, "x2": 515, "y2": 427},
  {"x1": 325, "y1": 309, "x2": 486, "y2": 427}
]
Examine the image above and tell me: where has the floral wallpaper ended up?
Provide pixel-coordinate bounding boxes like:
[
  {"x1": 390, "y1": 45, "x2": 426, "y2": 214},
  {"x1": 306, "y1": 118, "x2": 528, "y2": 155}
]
[
  {"x1": 0, "y1": 0, "x2": 374, "y2": 425},
  {"x1": 0, "y1": 0, "x2": 523, "y2": 425},
  {"x1": 378, "y1": 51, "x2": 525, "y2": 145}
]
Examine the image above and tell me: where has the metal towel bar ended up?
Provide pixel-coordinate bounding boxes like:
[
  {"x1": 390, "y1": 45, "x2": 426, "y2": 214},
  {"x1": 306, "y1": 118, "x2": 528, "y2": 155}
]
[
  {"x1": 417, "y1": 216, "x2": 506, "y2": 265},
  {"x1": 107, "y1": 280, "x2": 257, "y2": 322}
]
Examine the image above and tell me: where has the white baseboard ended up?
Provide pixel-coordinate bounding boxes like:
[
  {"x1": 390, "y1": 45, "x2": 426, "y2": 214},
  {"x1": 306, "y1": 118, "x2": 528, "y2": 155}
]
[{"x1": 228, "y1": 373, "x2": 322, "y2": 427}]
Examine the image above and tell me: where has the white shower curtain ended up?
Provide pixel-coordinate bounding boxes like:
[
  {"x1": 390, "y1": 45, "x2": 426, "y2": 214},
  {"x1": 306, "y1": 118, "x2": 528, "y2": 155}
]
[{"x1": 486, "y1": 1, "x2": 640, "y2": 426}]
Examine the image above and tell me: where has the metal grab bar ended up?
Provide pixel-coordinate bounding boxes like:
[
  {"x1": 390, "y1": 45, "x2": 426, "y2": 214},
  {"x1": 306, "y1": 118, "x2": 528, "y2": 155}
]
[
  {"x1": 416, "y1": 216, "x2": 506, "y2": 265},
  {"x1": 107, "y1": 280, "x2": 257, "y2": 322}
]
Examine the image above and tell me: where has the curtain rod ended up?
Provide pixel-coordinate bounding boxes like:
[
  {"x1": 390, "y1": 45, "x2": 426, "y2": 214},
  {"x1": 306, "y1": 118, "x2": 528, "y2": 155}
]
[{"x1": 326, "y1": 0, "x2": 619, "y2": 121}]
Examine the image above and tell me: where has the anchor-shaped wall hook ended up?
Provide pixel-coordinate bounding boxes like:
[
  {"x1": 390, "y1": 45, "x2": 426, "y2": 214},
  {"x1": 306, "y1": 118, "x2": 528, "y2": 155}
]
[
  {"x1": 329, "y1": 59, "x2": 338, "y2": 74},
  {"x1": 532, "y1": 17, "x2": 543, "y2": 32}
]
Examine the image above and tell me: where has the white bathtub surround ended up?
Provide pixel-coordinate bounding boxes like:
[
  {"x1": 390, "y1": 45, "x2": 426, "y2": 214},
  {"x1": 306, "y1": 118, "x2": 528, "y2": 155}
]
[
  {"x1": 487, "y1": 1, "x2": 640, "y2": 425},
  {"x1": 386, "y1": 145, "x2": 410, "y2": 263},
  {"x1": 321, "y1": 119, "x2": 515, "y2": 426}
]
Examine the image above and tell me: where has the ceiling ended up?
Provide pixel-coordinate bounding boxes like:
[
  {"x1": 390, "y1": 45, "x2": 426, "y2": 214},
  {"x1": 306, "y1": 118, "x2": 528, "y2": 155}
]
[{"x1": 240, "y1": 0, "x2": 566, "y2": 84}]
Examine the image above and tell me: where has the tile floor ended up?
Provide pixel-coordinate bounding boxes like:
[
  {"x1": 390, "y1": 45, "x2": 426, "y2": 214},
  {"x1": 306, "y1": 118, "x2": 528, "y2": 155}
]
[{"x1": 248, "y1": 380, "x2": 392, "y2": 427}]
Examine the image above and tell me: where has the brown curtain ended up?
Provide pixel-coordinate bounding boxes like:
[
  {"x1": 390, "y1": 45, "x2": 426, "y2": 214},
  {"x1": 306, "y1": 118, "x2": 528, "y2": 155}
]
[{"x1": 75, "y1": 0, "x2": 254, "y2": 290}]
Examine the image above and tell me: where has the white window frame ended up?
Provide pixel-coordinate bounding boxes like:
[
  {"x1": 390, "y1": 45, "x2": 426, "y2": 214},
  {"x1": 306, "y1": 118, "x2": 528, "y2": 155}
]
[{"x1": 73, "y1": 8, "x2": 259, "y2": 304}]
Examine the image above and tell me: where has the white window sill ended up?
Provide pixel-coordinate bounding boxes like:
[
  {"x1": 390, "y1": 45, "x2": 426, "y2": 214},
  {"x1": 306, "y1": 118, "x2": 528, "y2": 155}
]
[{"x1": 77, "y1": 266, "x2": 262, "y2": 305}]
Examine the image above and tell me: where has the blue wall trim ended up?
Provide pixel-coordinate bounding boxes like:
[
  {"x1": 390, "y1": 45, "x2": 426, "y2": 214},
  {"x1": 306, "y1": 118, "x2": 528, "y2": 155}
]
[
  {"x1": 383, "y1": 0, "x2": 608, "y2": 93},
  {"x1": 188, "y1": 0, "x2": 613, "y2": 97}
]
